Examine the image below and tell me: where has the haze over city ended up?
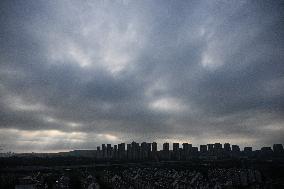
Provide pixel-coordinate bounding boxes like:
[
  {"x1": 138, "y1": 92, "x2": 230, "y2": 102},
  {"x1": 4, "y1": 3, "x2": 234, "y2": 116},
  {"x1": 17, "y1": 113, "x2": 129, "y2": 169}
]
[{"x1": 0, "y1": 0, "x2": 283, "y2": 153}]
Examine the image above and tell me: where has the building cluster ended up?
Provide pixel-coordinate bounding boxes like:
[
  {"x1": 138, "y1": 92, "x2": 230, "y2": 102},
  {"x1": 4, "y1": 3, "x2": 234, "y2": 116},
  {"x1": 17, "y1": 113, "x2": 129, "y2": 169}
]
[
  {"x1": 6, "y1": 143, "x2": 284, "y2": 160},
  {"x1": 82, "y1": 142, "x2": 284, "y2": 161},
  {"x1": 102, "y1": 167, "x2": 267, "y2": 189}
]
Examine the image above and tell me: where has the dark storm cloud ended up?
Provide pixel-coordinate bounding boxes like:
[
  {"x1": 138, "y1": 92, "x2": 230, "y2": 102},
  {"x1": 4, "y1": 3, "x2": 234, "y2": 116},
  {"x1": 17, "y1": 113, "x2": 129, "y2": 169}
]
[{"x1": 0, "y1": 0, "x2": 283, "y2": 152}]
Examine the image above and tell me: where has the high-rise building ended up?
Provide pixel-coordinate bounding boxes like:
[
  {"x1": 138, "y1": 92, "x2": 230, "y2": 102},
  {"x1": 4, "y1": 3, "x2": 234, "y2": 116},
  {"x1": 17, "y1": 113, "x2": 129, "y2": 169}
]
[
  {"x1": 118, "y1": 143, "x2": 125, "y2": 159},
  {"x1": 147, "y1": 142, "x2": 152, "y2": 159},
  {"x1": 173, "y1": 143, "x2": 179, "y2": 152},
  {"x1": 172, "y1": 143, "x2": 180, "y2": 160},
  {"x1": 261, "y1": 147, "x2": 273, "y2": 155},
  {"x1": 200, "y1": 145, "x2": 207, "y2": 153},
  {"x1": 273, "y1": 144, "x2": 283, "y2": 154},
  {"x1": 107, "y1": 144, "x2": 112, "y2": 158},
  {"x1": 127, "y1": 143, "x2": 131, "y2": 159},
  {"x1": 131, "y1": 141, "x2": 140, "y2": 160},
  {"x1": 141, "y1": 142, "x2": 147, "y2": 150},
  {"x1": 207, "y1": 144, "x2": 214, "y2": 154},
  {"x1": 152, "y1": 142, "x2": 157, "y2": 152},
  {"x1": 127, "y1": 143, "x2": 131, "y2": 151},
  {"x1": 162, "y1": 142, "x2": 170, "y2": 160},
  {"x1": 244, "y1": 147, "x2": 252, "y2": 152},
  {"x1": 118, "y1": 143, "x2": 125, "y2": 152},
  {"x1": 191, "y1": 147, "x2": 198, "y2": 156},
  {"x1": 102, "y1": 144, "x2": 106, "y2": 158},
  {"x1": 181, "y1": 143, "x2": 189, "y2": 160},
  {"x1": 147, "y1": 143, "x2": 151, "y2": 153},
  {"x1": 163, "y1": 143, "x2": 169, "y2": 151},
  {"x1": 224, "y1": 143, "x2": 231, "y2": 152},
  {"x1": 113, "y1": 145, "x2": 118, "y2": 159},
  {"x1": 141, "y1": 142, "x2": 148, "y2": 159},
  {"x1": 232, "y1": 145, "x2": 240, "y2": 153},
  {"x1": 182, "y1": 143, "x2": 189, "y2": 152},
  {"x1": 214, "y1": 143, "x2": 222, "y2": 150},
  {"x1": 244, "y1": 147, "x2": 253, "y2": 157}
]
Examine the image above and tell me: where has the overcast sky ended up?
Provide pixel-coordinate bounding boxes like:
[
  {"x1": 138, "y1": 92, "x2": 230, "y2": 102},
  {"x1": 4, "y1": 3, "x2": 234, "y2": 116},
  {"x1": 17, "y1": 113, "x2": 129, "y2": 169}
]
[{"x1": 0, "y1": 0, "x2": 283, "y2": 152}]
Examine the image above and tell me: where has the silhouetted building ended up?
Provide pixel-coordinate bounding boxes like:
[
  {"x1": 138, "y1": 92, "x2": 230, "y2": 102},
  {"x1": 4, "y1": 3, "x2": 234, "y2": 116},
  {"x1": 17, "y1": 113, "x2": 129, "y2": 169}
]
[
  {"x1": 152, "y1": 142, "x2": 157, "y2": 152},
  {"x1": 173, "y1": 143, "x2": 179, "y2": 151},
  {"x1": 147, "y1": 143, "x2": 151, "y2": 152},
  {"x1": 107, "y1": 144, "x2": 112, "y2": 158},
  {"x1": 182, "y1": 143, "x2": 189, "y2": 152},
  {"x1": 214, "y1": 143, "x2": 222, "y2": 156},
  {"x1": 113, "y1": 145, "x2": 117, "y2": 159},
  {"x1": 141, "y1": 142, "x2": 148, "y2": 160},
  {"x1": 118, "y1": 143, "x2": 125, "y2": 159},
  {"x1": 244, "y1": 147, "x2": 252, "y2": 152},
  {"x1": 162, "y1": 142, "x2": 170, "y2": 160},
  {"x1": 273, "y1": 144, "x2": 283, "y2": 154},
  {"x1": 261, "y1": 147, "x2": 273, "y2": 157},
  {"x1": 102, "y1": 144, "x2": 106, "y2": 158},
  {"x1": 232, "y1": 145, "x2": 240, "y2": 152},
  {"x1": 244, "y1": 147, "x2": 253, "y2": 157},
  {"x1": 163, "y1": 143, "x2": 169, "y2": 151},
  {"x1": 214, "y1": 143, "x2": 222, "y2": 150},
  {"x1": 191, "y1": 147, "x2": 198, "y2": 157},
  {"x1": 118, "y1": 143, "x2": 125, "y2": 152},
  {"x1": 172, "y1": 143, "x2": 180, "y2": 160},
  {"x1": 224, "y1": 143, "x2": 231, "y2": 152},
  {"x1": 127, "y1": 144, "x2": 131, "y2": 160},
  {"x1": 200, "y1": 145, "x2": 207, "y2": 154},
  {"x1": 131, "y1": 141, "x2": 140, "y2": 160},
  {"x1": 207, "y1": 144, "x2": 214, "y2": 155}
]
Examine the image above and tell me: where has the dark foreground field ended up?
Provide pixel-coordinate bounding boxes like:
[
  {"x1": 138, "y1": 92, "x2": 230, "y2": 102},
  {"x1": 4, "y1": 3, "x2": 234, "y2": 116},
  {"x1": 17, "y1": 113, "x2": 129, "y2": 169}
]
[{"x1": 1, "y1": 157, "x2": 284, "y2": 189}]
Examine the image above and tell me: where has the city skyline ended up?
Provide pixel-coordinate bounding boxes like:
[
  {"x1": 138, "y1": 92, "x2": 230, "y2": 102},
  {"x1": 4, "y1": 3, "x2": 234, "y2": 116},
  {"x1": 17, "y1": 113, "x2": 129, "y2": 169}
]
[
  {"x1": 92, "y1": 141, "x2": 283, "y2": 154},
  {"x1": 3, "y1": 141, "x2": 283, "y2": 155},
  {"x1": 0, "y1": 1, "x2": 284, "y2": 152},
  {"x1": 1, "y1": 141, "x2": 283, "y2": 188}
]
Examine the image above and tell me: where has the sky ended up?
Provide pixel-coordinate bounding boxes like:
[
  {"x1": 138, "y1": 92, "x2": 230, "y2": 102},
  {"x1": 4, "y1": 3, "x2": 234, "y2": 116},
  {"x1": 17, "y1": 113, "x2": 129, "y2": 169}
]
[{"x1": 0, "y1": 0, "x2": 283, "y2": 152}]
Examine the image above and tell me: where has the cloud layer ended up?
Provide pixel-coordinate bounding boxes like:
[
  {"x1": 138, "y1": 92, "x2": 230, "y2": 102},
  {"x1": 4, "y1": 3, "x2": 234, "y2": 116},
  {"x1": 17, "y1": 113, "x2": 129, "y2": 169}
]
[{"x1": 0, "y1": 0, "x2": 283, "y2": 152}]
